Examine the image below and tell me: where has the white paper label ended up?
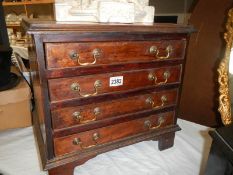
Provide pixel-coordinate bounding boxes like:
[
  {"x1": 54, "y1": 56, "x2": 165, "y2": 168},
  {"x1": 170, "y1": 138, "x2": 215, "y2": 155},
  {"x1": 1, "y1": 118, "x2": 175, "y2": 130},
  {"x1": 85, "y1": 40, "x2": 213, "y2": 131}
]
[{"x1": 109, "y1": 76, "x2": 123, "y2": 87}]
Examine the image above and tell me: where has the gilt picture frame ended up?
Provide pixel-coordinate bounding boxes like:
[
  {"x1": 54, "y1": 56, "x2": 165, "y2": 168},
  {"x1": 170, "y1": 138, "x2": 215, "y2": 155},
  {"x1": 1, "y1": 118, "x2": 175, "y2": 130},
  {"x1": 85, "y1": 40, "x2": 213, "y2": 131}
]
[{"x1": 218, "y1": 8, "x2": 233, "y2": 125}]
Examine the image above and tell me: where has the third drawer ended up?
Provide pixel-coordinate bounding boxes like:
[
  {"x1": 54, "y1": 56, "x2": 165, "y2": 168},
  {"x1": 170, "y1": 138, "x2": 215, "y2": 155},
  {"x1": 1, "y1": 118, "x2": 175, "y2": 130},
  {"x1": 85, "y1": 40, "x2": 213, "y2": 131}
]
[{"x1": 51, "y1": 89, "x2": 178, "y2": 130}]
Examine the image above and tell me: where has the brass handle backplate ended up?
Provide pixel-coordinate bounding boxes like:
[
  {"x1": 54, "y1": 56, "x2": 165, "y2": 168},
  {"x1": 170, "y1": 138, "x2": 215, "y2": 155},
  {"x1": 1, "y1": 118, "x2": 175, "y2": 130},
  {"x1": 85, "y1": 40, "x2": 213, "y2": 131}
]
[
  {"x1": 69, "y1": 48, "x2": 102, "y2": 66},
  {"x1": 69, "y1": 50, "x2": 79, "y2": 60},
  {"x1": 144, "y1": 117, "x2": 165, "y2": 130},
  {"x1": 149, "y1": 45, "x2": 172, "y2": 60},
  {"x1": 146, "y1": 95, "x2": 167, "y2": 109},
  {"x1": 148, "y1": 71, "x2": 171, "y2": 85},
  {"x1": 73, "y1": 132, "x2": 100, "y2": 149},
  {"x1": 70, "y1": 80, "x2": 102, "y2": 97},
  {"x1": 73, "y1": 111, "x2": 83, "y2": 121},
  {"x1": 93, "y1": 107, "x2": 101, "y2": 116}
]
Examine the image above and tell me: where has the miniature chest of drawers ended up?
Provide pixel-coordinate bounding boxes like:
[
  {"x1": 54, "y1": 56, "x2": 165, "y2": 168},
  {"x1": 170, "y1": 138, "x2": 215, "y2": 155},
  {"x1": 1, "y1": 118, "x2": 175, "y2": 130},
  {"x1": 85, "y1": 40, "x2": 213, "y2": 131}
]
[{"x1": 23, "y1": 20, "x2": 194, "y2": 175}]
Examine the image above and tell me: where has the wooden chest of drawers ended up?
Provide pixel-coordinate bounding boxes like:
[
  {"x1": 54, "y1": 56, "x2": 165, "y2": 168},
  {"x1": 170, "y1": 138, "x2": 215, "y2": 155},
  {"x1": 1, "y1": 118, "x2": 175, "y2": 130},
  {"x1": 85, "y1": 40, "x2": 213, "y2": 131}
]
[{"x1": 23, "y1": 20, "x2": 194, "y2": 175}]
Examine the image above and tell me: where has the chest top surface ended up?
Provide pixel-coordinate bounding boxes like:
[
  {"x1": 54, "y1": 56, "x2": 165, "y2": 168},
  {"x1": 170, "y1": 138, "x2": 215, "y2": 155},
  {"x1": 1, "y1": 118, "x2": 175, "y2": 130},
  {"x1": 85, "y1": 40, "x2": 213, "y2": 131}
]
[{"x1": 22, "y1": 19, "x2": 195, "y2": 34}]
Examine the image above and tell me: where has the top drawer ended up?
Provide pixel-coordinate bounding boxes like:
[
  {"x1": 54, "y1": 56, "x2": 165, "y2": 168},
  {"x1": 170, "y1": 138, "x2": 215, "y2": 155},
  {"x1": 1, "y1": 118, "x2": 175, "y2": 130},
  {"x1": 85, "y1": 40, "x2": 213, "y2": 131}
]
[{"x1": 45, "y1": 40, "x2": 186, "y2": 69}]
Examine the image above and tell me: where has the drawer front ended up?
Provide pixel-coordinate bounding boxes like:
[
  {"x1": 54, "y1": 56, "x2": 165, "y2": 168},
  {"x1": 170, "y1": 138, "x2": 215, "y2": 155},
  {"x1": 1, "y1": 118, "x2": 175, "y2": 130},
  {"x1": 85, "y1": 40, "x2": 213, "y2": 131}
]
[
  {"x1": 52, "y1": 89, "x2": 178, "y2": 129},
  {"x1": 54, "y1": 111, "x2": 174, "y2": 156},
  {"x1": 45, "y1": 40, "x2": 186, "y2": 69},
  {"x1": 48, "y1": 65, "x2": 181, "y2": 102}
]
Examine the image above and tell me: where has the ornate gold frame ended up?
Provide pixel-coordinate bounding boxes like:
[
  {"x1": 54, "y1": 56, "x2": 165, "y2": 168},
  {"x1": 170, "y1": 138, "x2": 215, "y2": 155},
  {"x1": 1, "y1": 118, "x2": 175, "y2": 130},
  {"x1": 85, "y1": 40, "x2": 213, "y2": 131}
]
[{"x1": 218, "y1": 8, "x2": 233, "y2": 125}]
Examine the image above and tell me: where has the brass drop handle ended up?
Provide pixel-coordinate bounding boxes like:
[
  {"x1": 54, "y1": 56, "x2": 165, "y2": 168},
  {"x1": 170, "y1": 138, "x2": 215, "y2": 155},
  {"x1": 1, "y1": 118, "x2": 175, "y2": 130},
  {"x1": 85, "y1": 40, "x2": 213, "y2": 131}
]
[
  {"x1": 70, "y1": 80, "x2": 102, "y2": 97},
  {"x1": 73, "y1": 132, "x2": 100, "y2": 149},
  {"x1": 146, "y1": 95, "x2": 167, "y2": 109},
  {"x1": 73, "y1": 107, "x2": 100, "y2": 124},
  {"x1": 144, "y1": 117, "x2": 165, "y2": 130},
  {"x1": 148, "y1": 71, "x2": 171, "y2": 85},
  {"x1": 69, "y1": 48, "x2": 101, "y2": 66},
  {"x1": 149, "y1": 45, "x2": 172, "y2": 59}
]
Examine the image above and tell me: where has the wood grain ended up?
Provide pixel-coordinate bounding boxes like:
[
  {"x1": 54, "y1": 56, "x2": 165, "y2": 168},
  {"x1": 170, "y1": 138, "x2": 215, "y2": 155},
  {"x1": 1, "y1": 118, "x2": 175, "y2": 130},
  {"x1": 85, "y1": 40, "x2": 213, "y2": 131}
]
[
  {"x1": 46, "y1": 124, "x2": 180, "y2": 172},
  {"x1": 22, "y1": 19, "x2": 195, "y2": 34},
  {"x1": 23, "y1": 20, "x2": 193, "y2": 175},
  {"x1": 51, "y1": 89, "x2": 178, "y2": 130},
  {"x1": 52, "y1": 106, "x2": 176, "y2": 138},
  {"x1": 45, "y1": 59, "x2": 184, "y2": 79},
  {"x1": 45, "y1": 40, "x2": 185, "y2": 69},
  {"x1": 54, "y1": 111, "x2": 174, "y2": 156},
  {"x1": 48, "y1": 65, "x2": 182, "y2": 102}
]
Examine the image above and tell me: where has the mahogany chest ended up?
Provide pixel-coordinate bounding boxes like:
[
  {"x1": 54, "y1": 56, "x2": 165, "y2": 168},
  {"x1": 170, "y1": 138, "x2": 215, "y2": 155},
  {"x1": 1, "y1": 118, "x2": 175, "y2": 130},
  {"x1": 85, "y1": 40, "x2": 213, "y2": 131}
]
[{"x1": 23, "y1": 20, "x2": 194, "y2": 175}]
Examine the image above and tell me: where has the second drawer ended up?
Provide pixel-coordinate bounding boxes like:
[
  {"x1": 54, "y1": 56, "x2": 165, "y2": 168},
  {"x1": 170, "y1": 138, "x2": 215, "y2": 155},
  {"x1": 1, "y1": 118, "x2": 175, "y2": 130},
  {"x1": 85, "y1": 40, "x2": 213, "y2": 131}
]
[
  {"x1": 48, "y1": 66, "x2": 181, "y2": 102},
  {"x1": 51, "y1": 89, "x2": 178, "y2": 130}
]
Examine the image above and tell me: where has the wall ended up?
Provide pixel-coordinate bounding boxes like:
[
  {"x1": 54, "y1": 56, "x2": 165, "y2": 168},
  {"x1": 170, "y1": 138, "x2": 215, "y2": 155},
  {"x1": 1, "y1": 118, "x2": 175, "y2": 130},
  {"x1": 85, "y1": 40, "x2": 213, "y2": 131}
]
[
  {"x1": 178, "y1": 0, "x2": 233, "y2": 126},
  {"x1": 150, "y1": 0, "x2": 233, "y2": 126},
  {"x1": 150, "y1": 0, "x2": 195, "y2": 24},
  {"x1": 150, "y1": 0, "x2": 194, "y2": 13}
]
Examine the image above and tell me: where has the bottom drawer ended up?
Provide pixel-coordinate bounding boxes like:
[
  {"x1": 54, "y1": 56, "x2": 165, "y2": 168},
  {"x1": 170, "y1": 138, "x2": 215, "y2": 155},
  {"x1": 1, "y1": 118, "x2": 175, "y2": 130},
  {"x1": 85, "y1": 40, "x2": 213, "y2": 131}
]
[{"x1": 54, "y1": 111, "x2": 174, "y2": 156}]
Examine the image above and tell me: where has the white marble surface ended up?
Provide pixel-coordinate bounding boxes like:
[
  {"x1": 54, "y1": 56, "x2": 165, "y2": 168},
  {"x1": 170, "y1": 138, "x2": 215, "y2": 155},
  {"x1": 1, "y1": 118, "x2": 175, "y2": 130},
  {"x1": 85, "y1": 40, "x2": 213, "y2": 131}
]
[
  {"x1": 54, "y1": 0, "x2": 155, "y2": 23},
  {"x1": 0, "y1": 119, "x2": 212, "y2": 175},
  {"x1": 98, "y1": 2, "x2": 135, "y2": 23}
]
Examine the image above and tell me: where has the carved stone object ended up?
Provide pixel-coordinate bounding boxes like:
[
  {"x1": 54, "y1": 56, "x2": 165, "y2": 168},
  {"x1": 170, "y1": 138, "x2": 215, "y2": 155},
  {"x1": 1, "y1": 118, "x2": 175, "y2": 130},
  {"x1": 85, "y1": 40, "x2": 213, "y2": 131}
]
[
  {"x1": 54, "y1": 0, "x2": 155, "y2": 23},
  {"x1": 98, "y1": 2, "x2": 135, "y2": 23}
]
